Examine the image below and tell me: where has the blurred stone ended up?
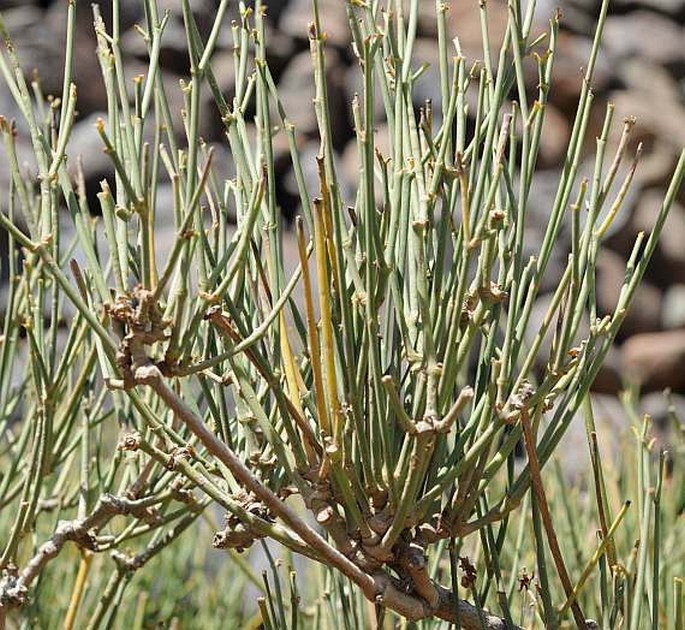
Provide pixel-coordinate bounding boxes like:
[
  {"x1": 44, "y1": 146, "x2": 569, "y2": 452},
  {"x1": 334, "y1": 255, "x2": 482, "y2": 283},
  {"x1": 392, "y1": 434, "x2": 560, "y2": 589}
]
[
  {"x1": 561, "y1": 0, "x2": 603, "y2": 15},
  {"x1": 0, "y1": 0, "x2": 39, "y2": 7},
  {"x1": 417, "y1": 3, "x2": 440, "y2": 38},
  {"x1": 610, "y1": 91, "x2": 685, "y2": 158},
  {"x1": 277, "y1": 49, "x2": 349, "y2": 150},
  {"x1": 65, "y1": 112, "x2": 114, "y2": 210},
  {"x1": 157, "y1": 69, "x2": 228, "y2": 143},
  {"x1": 410, "y1": 39, "x2": 444, "y2": 119},
  {"x1": 449, "y1": 0, "x2": 508, "y2": 63},
  {"x1": 635, "y1": 192, "x2": 685, "y2": 262},
  {"x1": 280, "y1": 0, "x2": 350, "y2": 48},
  {"x1": 538, "y1": 104, "x2": 571, "y2": 168},
  {"x1": 276, "y1": 51, "x2": 319, "y2": 136},
  {"x1": 525, "y1": 292, "x2": 621, "y2": 393},
  {"x1": 553, "y1": 2, "x2": 599, "y2": 35},
  {"x1": 1, "y1": 3, "x2": 126, "y2": 117},
  {"x1": 555, "y1": 393, "x2": 626, "y2": 482},
  {"x1": 613, "y1": 0, "x2": 685, "y2": 16},
  {"x1": 1, "y1": 6, "x2": 64, "y2": 100},
  {"x1": 340, "y1": 123, "x2": 391, "y2": 208},
  {"x1": 0, "y1": 65, "x2": 35, "y2": 199},
  {"x1": 632, "y1": 146, "x2": 681, "y2": 191},
  {"x1": 596, "y1": 249, "x2": 662, "y2": 338},
  {"x1": 632, "y1": 190, "x2": 685, "y2": 285},
  {"x1": 546, "y1": 32, "x2": 613, "y2": 115},
  {"x1": 640, "y1": 391, "x2": 685, "y2": 434},
  {"x1": 120, "y1": 18, "x2": 190, "y2": 75},
  {"x1": 255, "y1": 0, "x2": 292, "y2": 25},
  {"x1": 612, "y1": 60, "x2": 685, "y2": 162},
  {"x1": 261, "y1": 22, "x2": 300, "y2": 79},
  {"x1": 119, "y1": 0, "x2": 230, "y2": 73},
  {"x1": 619, "y1": 58, "x2": 680, "y2": 103},
  {"x1": 662, "y1": 284, "x2": 685, "y2": 330},
  {"x1": 345, "y1": 62, "x2": 386, "y2": 124},
  {"x1": 74, "y1": 0, "x2": 145, "y2": 32},
  {"x1": 590, "y1": 346, "x2": 623, "y2": 394},
  {"x1": 0, "y1": 133, "x2": 37, "y2": 209},
  {"x1": 605, "y1": 186, "x2": 685, "y2": 288},
  {"x1": 603, "y1": 12, "x2": 685, "y2": 70},
  {"x1": 0, "y1": 5, "x2": 43, "y2": 29},
  {"x1": 199, "y1": 50, "x2": 237, "y2": 140},
  {"x1": 281, "y1": 140, "x2": 353, "y2": 209},
  {"x1": 622, "y1": 329, "x2": 685, "y2": 393},
  {"x1": 204, "y1": 141, "x2": 236, "y2": 186}
]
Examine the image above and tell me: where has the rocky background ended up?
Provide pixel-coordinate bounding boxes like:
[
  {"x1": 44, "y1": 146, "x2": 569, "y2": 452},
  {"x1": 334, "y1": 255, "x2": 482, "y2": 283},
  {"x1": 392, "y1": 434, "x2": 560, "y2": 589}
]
[{"x1": 0, "y1": 0, "x2": 684, "y2": 446}]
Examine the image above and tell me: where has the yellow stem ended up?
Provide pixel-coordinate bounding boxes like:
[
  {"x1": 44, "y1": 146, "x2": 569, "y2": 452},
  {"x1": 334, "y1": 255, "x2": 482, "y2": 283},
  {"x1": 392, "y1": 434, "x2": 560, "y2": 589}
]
[
  {"x1": 296, "y1": 218, "x2": 330, "y2": 436},
  {"x1": 313, "y1": 198, "x2": 341, "y2": 441},
  {"x1": 63, "y1": 550, "x2": 93, "y2": 630}
]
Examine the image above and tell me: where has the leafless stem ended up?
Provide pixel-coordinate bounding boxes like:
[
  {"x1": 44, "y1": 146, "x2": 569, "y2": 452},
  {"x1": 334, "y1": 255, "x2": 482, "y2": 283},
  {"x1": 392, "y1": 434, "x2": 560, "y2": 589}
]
[
  {"x1": 520, "y1": 409, "x2": 587, "y2": 628},
  {"x1": 134, "y1": 364, "x2": 516, "y2": 629},
  {"x1": 0, "y1": 494, "x2": 158, "y2": 609},
  {"x1": 133, "y1": 364, "x2": 376, "y2": 592}
]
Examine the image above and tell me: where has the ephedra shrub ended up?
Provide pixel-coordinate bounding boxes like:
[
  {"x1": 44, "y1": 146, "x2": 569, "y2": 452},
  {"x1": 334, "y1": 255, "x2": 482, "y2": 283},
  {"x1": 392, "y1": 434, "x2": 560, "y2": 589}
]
[{"x1": 0, "y1": 0, "x2": 683, "y2": 628}]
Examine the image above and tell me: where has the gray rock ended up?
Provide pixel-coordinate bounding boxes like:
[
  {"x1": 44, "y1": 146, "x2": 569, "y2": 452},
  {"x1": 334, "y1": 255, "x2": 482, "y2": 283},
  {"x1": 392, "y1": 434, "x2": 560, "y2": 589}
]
[
  {"x1": 74, "y1": 0, "x2": 145, "y2": 32},
  {"x1": 618, "y1": 58, "x2": 681, "y2": 103},
  {"x1": 609, "y1": 78, "x2": 685, "y2": 160},
  {"x1": 591, "y1": 345, "x2": 623, "y2": 394},
  {"x1": 0, "y1": 133, "x2": 37, "y2": 213},
  {"x1": 340, "y1": 122, "x2": 391, "y2": 208},
  {"x1": 603, "y1": 12, "x2": 685, "y2": 69},
  {"x1": 637, "y1": 192, "x2": 685, "y2": 263},
  {"x1": 596, "y1": 248, "x2": 663, "y2": 338},
  {"x1": 0, "y1": 6, "x2": 64, "y2": 100},
  {"x1": 525, "y1": 292, "x2": 622, "y2": 393},
  {"x1": 66, "y1": 112, "x2": 113, "y2": 179},
  {"x1": 281, "y1": 140, "x2": 353, "y2": 210},
  {"x1": 555, "y1": 393, "x2": 626, "y2": 482},
  {"x1": 280, "y1": 0, "x2": 350, "y2": 48},
  {"x1": 556, "y1": 3, "x2": 599, "y2": 36},
  {"x1": 662, "y1": 284, "x2": 685, "y2": 330},
  {"x1": 612, "y1": 0, "x2": 685, "y2": 18},
  {"x1": 546, "y1": 32, "x2": 613, "y2": 114},
  {"x1": 274, "y1": 51, "x2": 320, "y2": 137},
  {"x1": 538, "y1": 104, "x2": 571, "y2": 168},
  {"x1": 641, "y1": 391, "x2": 685, "y2": 433},
  {"x1": 410, "y1": 39, "x2": 445, "y2": 121},
  {"x1": 633, "y1": 190, "x2": 685, "y2": 285},
  {"x1": 0, "y1": 1, "x2": 39, "y2": 8},
  {"x1": 277, "y1": 48, "x2": 349, "y2": 150}
]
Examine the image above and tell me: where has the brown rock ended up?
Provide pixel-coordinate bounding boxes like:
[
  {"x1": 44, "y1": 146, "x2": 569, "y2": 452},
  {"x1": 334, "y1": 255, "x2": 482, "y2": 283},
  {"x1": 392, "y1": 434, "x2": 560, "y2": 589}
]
[
  {"x1": 449, "y1": 0, "x2": 509, "y2": 63},
  {"x1": 622, "y1": 329, "x2": 685, "y2": 393},
  {"x1": 590, "y1": 346, "x2": 623, "y2": 395}
]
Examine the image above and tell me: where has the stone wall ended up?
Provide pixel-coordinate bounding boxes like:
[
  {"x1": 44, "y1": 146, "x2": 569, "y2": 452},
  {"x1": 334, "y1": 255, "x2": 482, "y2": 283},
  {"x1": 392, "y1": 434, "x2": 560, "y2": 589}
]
[{"x1": 0, "y1": 0, "x2": 683, "y2": 410}]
